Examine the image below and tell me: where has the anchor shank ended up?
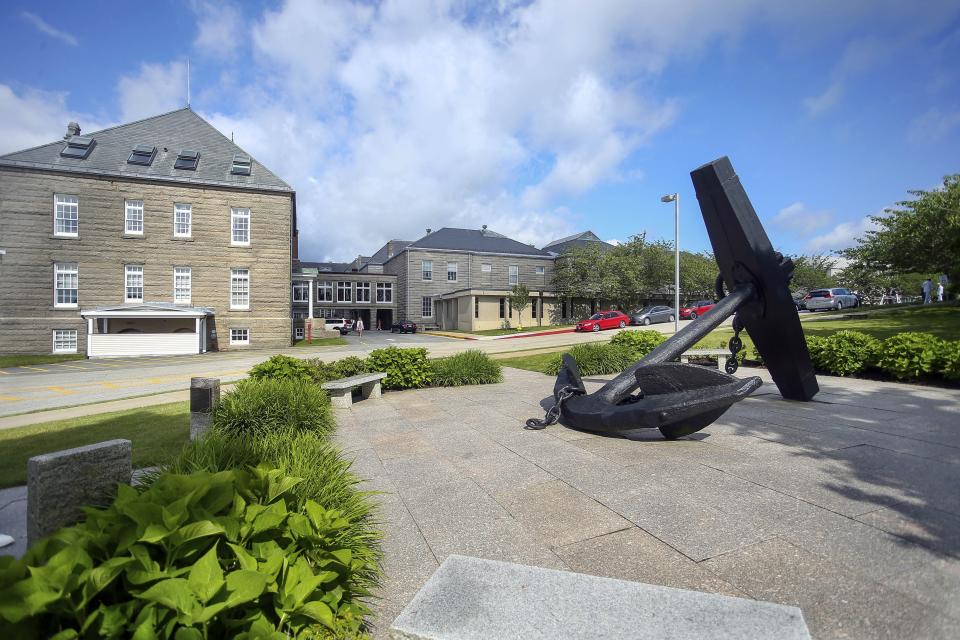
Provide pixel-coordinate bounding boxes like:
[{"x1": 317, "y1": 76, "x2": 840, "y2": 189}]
[{"x1": 596, "y1": 281, "x2": 755, "y2": 404}]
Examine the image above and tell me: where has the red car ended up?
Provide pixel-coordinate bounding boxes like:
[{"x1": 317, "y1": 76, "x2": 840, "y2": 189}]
[
  {"x1": 679, "y1": 299, "x2": 715, "y2": 320},
  {"x1": 575, "y1": 310, "x2": 630, "y2": 332}
]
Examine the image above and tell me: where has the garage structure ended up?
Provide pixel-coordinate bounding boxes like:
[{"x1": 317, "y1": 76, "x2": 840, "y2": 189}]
[{"x1": 81, "y1": 304, "x2": 214, "y2": 357}]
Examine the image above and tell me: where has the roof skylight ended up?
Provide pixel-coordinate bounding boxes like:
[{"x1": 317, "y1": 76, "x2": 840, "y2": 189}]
[
  {"x1": 60, "y1": 136, "x2": 95, "y2": 159},
  {"x1": 174, "y1": 149, "x2": 200, "y2": 170},
  {"x1": 127, "y1": 144, "x2": 156, "y2": 166},
  {"x1": 231, "y1": 153, "x2": 252, "y2": 176}
]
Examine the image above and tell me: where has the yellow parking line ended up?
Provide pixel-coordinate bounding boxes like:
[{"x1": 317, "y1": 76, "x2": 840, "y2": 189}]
[
  {"x1": 47, "y1": 386, "x2": 77, "y2": 395},
  {"x1": 99, "y1": 382, "x2": 119, "y2": 389},
  {"x1": 0, "y1": 370, "x2": 11, "y2": 375},
  {"x1": 51, "y1": 363, "x2": 90, "y2": 370},
  {"x1": 20, "y1": 366, "x2": 50, "y2": 372},
  {"x1": 0, "y1": 396, "x2": 23, "y2": 402}
]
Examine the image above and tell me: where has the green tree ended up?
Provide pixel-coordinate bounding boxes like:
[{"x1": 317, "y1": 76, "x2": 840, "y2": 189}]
[
  {"x1": 679, "y1": 251, "x2": 718, "y2": 300},
  {"x1": 843, "y1": 175, "x2": 960, "y2": 294},
  {"x1": 789, "y1": 255, "x2": 838, "y2": 293},
  {"x1": 509, "y1": 283, "x2": 530, "y2": 330}
]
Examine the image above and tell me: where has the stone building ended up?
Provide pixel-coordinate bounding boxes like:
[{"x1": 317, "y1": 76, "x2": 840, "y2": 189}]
[
  {"x1": 0, "y1": 108, "x2": 296, "y2": 356},
  {"x1": 291, "y1": 259, "x2": 398, "y2": 338}
]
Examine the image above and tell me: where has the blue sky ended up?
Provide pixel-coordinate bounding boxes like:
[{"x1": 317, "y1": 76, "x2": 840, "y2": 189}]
[{"x1": 1, "y1": 1, "x2": 958, "y2": 261}]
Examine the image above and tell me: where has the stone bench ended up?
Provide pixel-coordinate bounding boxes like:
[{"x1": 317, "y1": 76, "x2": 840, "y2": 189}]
[
  {"x1": 321, "y1": 372, "x2": 387, "y2": 408},
  {"x1": 679, "y1": 348, "x2": 731, "y2": 370},
  {"x1": 391, "y1": 555, "x2": 811, "y2": 640}
]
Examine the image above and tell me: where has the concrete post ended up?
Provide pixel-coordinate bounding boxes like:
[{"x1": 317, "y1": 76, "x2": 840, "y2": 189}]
[{"x1": 190, "y1": 377, "x2": 220, "y2": 440}]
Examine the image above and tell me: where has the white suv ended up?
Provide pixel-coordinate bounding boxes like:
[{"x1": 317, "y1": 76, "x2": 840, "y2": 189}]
[{"x1": 323, "y1": 318, "x2": 346, "y2": 331}]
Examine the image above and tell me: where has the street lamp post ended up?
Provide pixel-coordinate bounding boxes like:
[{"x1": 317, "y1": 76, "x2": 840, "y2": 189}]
[{"x1": 660, "y1": 193, "x2": 680, "y2": 334}]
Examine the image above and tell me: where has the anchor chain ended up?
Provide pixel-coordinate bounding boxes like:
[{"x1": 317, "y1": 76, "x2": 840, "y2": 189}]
[
  {"x1": 725, "y1": 314, "x2": 744, "y2": 374},
  {"x1": 525, "y1": 385, "x2": 580, "y2": 430}
]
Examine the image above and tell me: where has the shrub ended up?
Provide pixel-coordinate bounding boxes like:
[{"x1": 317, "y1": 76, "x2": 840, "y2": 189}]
[
  {"x1": 248, "y1": 354, "x2": 317, "y2": 383},
  {"x1": 0, "y1": 466, "x2": 375, "y2": 639},
  {"x1": 329, "y1": 356, "x2": 372, "y2": 380},
  {"x1": 610, "y1": 330, "x2": 666, "y2": 360},
  {"x1": 367, "y1": 347, "x2": 431, "y2": 390},
  {"x1": 213, "y1": 378, "x2": 334, "y2": 438},
  {"x1": 429, "y1": 350, "x2": 503, "y2": 386},
  {"x1": 814, "y1": 330, "x2": 881, "y2": 376},
  {"x1": 876, "y1": 332, "x2": 944, "y2": 380},
  {"x1": 940, "y1": 341, "x2": 960, "y2": 381},
  {"x1": 805, "y1": 335, "x2": 829, "y2": 370},
  {"x1": 543, "y1": 343, "x2": 634, "y2": 376}
]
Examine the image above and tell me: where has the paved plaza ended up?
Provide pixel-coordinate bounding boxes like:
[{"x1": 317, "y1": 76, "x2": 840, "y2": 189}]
[{"x1": 334, "y1": 366, "x2": 960, "y2": 639}]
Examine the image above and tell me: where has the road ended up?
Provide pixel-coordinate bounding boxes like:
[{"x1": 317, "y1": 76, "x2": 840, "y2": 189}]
[{"x1": 0, "y1": 322, "x2": 700, "y2": 416}]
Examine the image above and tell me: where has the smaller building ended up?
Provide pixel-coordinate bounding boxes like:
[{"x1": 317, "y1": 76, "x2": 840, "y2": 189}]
[{"x1": 291, "y1": 260, "x2": 397, "y2": 338}]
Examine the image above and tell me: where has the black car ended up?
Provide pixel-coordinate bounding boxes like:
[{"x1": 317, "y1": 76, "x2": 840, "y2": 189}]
[
  {"x1": 629, "y1": 305, "x2": 676, "y2": 326},
  {"x1": 391, "y1": 320, "x2": 417, "y2": 334}
]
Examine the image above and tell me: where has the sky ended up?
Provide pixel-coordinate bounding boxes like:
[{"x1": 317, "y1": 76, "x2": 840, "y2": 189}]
[{"x1": 1, "y1": 0, "x2": 958, "y2": 262}]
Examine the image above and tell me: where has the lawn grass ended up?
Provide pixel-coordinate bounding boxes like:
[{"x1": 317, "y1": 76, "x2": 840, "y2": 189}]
[
  {"x1": 440, "y1": 324, "x2": 574, "y2": 336},
  {"x1": 495, "y1": 351, "x2": 567, "y2": 373},
  {"x1": 0, "y1": 401, "x2": 189, "y2": 488},
  {"x1": 0, "y1": 354, "x2": 86, "y2": 368},
  {"x1": 292, "y1": 337, "x2": 348, "y2": 347}
]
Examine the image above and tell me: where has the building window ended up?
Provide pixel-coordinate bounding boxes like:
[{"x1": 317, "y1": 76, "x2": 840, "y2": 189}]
[
  {"x1": 230, "y1": 268, "x2": 250, "y2": 309},
  {"x1": 231, "y1": 208, "x2": 250, "y2": 246},
  {"x1": 293, "y1": 281, "x2": 309, "y2": 302},
  {"x1": 422, "y1": 260, "x2": 433, "y2": 281},
  {"x1": 481, "y1": 263, "x2": 492, "y2": 273},
  {"x1": 421, "y1": 296, "x2": 433, "y2": 318},
  {"x1": 54, "y1": 194, "x2": 79, "y2": 237},
  {"x1": 174, "y1": 267, "x2": 191, "y2": 304},
  {"x1": 509, "y1": 265, "x2": 519, "y2": 285},
  {"x1": 376, "y1": 282, "x2": 393, "y2": 303},
  {"x1": 231, "y1": 153, "x2": 251, "y2": 175},
  {"x1": 536, "y1": 266, "x2": 545, "y2": 275},
  {"x1": 53, "y1": 329, "x2": 78, "y2": 353},
  {"x1": 319, "y1": 308, "x2": 335, "y2": 318},
  {"x1": 474, "y1": 297, "x2": 479, "y2": 319},
  {"x1": 447, "y1": 262, "x2": 458, "y2": 281},
  {"x1": 317, "y1": 281, "x2": 333, "y2": 302},
  {"x1": 230, "y1": 328, "x2": 249, "y2": 345},
  {"x1": 561, "y1": 300, "x2": 568, "y2": 318},
  {"x1": 124, "y1": 265, "x2": 143, "y2": 303},
  {"x1": 292, "y1": 310, "x2": 308, "y2": 319},
  {"x1": 356, "y1": 282, "x2": 371, "y2": 303},
  {"x1": 337, "y1": 281, "x2": 352, "y2": 303},
  {"x1": 499, "y1": 297, "x2": 505, "y2": 319},
  {"x1": 125, "y1": 200, "x2": 144, "y2": 235},
  {"x1": 175, "y1": 149, "x2": 200, "y2": 171},
  {"x1": 174, "y1": 203, "x2": 192, "y2": 237},
  {"x1": 54, "y1": 262, "x2": 78, "y2": 308},
  {"x1": 532, "y1": 297, "x2": 538, "y2": 319},
  {"x1": 294, "y1": 327, "x2": 305, "y2": 339}
]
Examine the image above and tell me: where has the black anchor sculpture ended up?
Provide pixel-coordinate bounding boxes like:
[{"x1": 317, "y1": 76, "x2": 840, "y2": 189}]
[{"x1": 535, "y1": 157, "x2": 819, "y2": 439}]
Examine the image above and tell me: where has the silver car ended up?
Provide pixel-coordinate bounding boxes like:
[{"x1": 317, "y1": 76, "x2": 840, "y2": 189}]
[
  {"x1": 804, "y1": 288, "x2": 859, "y2": 311},
  {"x1": 630, "y1": 305, "x2": 676, "y2": 325}
]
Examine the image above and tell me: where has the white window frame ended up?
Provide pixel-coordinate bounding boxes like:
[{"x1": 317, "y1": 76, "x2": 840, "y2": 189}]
[
  {"x1": 536, "y1": 266, "x2": 545, "y2": 275},
  {"x1": 356, "y1": 281, "x2": 371, "y2": 303},
  {"x1": 294, "y1": 327, "x2": 305, "y2": 339},
  {"x1": 231, "y1": 208, "x2": 250, "y2": 246},
  {"x1": 54, "y1": 262, "x2": 78, "y2": 308},
  {"x1": 337, "y1": 281, "x2": 352, "y2": 303},
  {"x1": 376, "y1": 282, "x2": 393, "y2": 303},
  {"x1": 317, "y1": 281, "x2": 333, "y2": 302},
  {"x1": 481, "y1": 263, "x2": 492, "y2": 273},
  {"x1": 174, "y1": 203, "x2": 192, "y2": 238},
  {"x1": 292, "y1": 281, "x2": 309, "y2": 303},
  {"x1": 174, "y1": 267, "x2": 192, "y2": 304},
  {"x1": 230, "y1": 328, "x2": 250, "y2": 345},
  {"x1": 447, "y1": 261, "x2": 458, "y2": 282},
  {"x1": 422, "y1": 260, "x2": 433, "y2": 281},
  {"x1": 509, "y1": 265, "x2": 519, "y2": 285},
  {"x1": 230, "y1": 268, "x2": 250, "y2": 310},
  {"x1": 421, "y1": 296, "x2": 433, "y2": 318},
  {"x1": 124, "y1": 265, "x2": 144, "y2": 303},
  {"x1": 125, "y1": 199, "x2": 144, "y2": 235},
  {"x1": 54, "y1": 194, "x2": 79, "y2": 237},
  {"x1": 52, "y1": 329, "x2": 78, "y2": 354}
]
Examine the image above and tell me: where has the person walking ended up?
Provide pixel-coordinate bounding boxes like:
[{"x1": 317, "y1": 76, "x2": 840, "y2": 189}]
[
  {"x1": 937, "y1": 281, "x2": 944, "y2": 302},
  {"x1": 356, "y1": 317, "x2": 364, "y2": 339},
  {"x1": 922, "y1": 278, "x2": 933, "y2": 304}
]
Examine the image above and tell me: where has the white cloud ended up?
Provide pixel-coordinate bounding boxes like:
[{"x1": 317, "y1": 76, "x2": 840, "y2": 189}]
[
  {"x1": 772, "y1": 202, "x2": 833, "y2": 233},
  {"x1": 117, "y1": 62, "x2": 187, "y2": 122},
  {"x1": 907, "y1": 106, "x2": 960, "y2": 144},
  {"x1": 0, "y1": 85, "x2": 111, "y2": 155},
  {"x1": 806, "y1": 216, "x2": 879, "y2": 251},
  {"x1": 803, "y1": 81, "x2": 844, "y2": 117},
  {"x1": 21, "y1": 11, "x2": 78, "y2": 46},
  {"x1": 192, "y1": 1, "x2": 245, "y2": 58}
]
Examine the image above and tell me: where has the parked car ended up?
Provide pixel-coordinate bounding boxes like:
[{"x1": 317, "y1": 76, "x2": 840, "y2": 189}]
[
  {"x1": 630, "y1": 305, "x2": 676, "y2": 326},
  {"x1": 793, "y1": 293, "x2": 807, "y2": 311},
  {"x1": 804, "y1": 288, "x2": 859, "y2": 311},
  {"x1": 324, "y1": 318, "x2": 347, "y2": 331},
  {"x1": 679, "y1": 300, "x2": 715, "y2": 320},
  {"x1": 391, "y1": 320, "x2": 418, "y2": 334},
  {"x1": 575, "y1": 310, "x2": 630, "y2": 332}
]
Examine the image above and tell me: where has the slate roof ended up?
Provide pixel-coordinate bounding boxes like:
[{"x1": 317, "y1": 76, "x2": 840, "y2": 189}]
[
  {"x1": 0, "y1": 108, "x2": 293, "y2": 193},
  {"x1": 296, "y1": 261, "x2": 355, "y2": 274},
  {"x1": 407, "y1": 227, "x2": 551, "y2": 257},
  {"x1": 543, "y1": 230, "x2": 615, "y2": 254},
  {"x1": 369, "y1": 240, "x2": 412, "y2": 264}
]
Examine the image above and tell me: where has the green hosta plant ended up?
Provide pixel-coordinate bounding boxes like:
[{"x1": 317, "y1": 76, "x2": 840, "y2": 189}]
[
  {"x1": 939, "y1": 340, "x2": 960, "y2": 382},
  {"x1": 249, "y1": 354, "x2": 317, "y2": 383},
  {"x1": 367, "y1": 347, "x2": 431, "y2": 390},
  {"x1": 876, "y1": 332, "x2": 944, "y2": 380},
  {"x1": 805, "y1": 335, "x2": 829, "y2": 371},
  {"x1": 610, "y1": 330, "x2": 666, "y2": 360},
  {"x1": 0, "y1": 466, "x2": 373, "y2": 639},
  {"x1": 815, "y1": 330, "x2": 881, "y2": 376}
]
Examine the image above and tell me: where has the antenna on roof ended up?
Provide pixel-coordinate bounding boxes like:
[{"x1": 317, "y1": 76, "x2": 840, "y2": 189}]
[{"x1": 186, "y1": 58, "x2": 191, "y2": 107}]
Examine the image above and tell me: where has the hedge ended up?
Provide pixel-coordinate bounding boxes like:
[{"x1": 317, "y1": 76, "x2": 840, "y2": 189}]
[
  {"x1": 543, "y1": 343, "x2": 635, "y2": 376},
  {"x1": 428, "y1": 350, "x2": 503, "y2": 386}
]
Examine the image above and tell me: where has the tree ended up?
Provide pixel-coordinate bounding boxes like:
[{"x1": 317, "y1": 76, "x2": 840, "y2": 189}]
[
  {"x1": 843, "y1": 175, "x2": 960, "y2": 293},
  {"x1": 679, "y1": 251, "x2": 718, "y2": 300},
  {"x1": 789, "y1": 255, "x2": 837, "y2": 293},
  {"x1": 508, "y1": 284, "x2": 530, "y2": 330}
]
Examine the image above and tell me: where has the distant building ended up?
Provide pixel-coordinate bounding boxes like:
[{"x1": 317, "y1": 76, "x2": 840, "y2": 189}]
[
  {"x1": 543, "y1": 230, "x2": 616, "y2": 255},
  {"x1": 0, "y1": 109, "x2": 296, "y2": 356}
]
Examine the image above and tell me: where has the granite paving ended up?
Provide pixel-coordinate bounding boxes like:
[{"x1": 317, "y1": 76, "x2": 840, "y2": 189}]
[{"x1": 332, "y1": 366, "x2": 960, "y2": 639}]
